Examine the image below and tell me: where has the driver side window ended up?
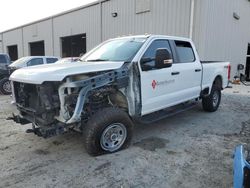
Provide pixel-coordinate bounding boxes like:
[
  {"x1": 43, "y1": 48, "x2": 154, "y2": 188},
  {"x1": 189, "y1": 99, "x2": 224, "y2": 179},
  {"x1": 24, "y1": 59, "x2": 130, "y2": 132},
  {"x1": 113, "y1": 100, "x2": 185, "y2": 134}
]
[{"x1": 141, "y1": 40, "x2": 172, "y2": 71}]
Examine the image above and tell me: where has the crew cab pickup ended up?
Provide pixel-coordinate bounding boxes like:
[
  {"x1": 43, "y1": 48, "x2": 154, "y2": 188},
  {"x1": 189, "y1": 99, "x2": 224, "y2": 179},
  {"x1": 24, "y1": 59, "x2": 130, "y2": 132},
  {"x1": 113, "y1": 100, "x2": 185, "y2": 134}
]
[{"x1": 9, "y1": 35, "x2": 230, "y2": 156}]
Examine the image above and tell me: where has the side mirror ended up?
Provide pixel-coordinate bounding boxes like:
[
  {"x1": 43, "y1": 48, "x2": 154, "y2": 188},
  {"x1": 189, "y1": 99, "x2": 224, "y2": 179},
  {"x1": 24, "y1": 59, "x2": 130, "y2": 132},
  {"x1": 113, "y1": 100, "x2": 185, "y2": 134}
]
[{"x1": 155, "y1": 48, "x2": 173, "y2": 69}]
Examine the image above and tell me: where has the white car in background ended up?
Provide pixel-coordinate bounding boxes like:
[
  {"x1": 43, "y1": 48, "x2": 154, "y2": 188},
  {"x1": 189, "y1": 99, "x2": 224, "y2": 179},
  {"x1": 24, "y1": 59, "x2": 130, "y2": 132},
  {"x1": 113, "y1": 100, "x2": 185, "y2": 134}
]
[
  {"x1": 1, "y1": 56, "x2": 59, "y2": 95},
  {"x1": 55, "y1": 57, "x2": 79, "y2": 64},
  {"x1": 9, "y1": 56, "x2": 59, "y2": 70}
]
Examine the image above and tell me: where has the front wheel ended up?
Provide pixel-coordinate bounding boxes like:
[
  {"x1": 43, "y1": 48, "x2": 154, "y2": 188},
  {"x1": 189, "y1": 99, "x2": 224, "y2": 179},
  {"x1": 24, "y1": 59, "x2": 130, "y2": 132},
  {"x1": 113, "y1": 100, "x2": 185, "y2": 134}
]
[
  {"x1": 83, "y1": 107, "x2": 134, "y2": 156},
  {"x1": 202, "y1": 85, "x2": 221, "y2": 112},
  {"x1": 0, "y1": 78, "x2": 11, "y2": 95}
]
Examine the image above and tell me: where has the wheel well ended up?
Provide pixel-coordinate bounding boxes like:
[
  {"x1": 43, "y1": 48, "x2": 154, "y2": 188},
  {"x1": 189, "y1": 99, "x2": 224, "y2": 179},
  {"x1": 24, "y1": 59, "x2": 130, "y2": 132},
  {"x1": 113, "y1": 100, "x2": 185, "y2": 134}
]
[
  {"x1": 109, "y1": 91, "x2": 128, "y2": 111},
  {"x1": 213, "y1": 75, "x2": 223, "y2": 90}
]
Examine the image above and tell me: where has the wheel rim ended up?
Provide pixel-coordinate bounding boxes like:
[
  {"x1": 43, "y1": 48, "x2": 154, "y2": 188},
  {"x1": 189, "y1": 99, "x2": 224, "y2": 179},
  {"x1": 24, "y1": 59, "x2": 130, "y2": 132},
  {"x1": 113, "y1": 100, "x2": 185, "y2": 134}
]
[
  {"x1": 212, "y1": 90, "x2": 219, "y2": 107},
  {"x1": 100, "y1": 123, "x2": 127, "y2": 152},
  {"x1": 3, "y1": 80, "x2": 11, "y2": 93}
]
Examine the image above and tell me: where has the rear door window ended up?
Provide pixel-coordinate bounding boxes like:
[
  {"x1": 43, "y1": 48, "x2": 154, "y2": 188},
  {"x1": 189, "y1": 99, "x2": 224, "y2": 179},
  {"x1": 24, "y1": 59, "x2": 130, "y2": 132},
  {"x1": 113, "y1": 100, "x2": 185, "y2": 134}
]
[
  {"x1": 46, "y1": 58, "x2": 58, "y2": 64},
  {"x1": 175, "y1": 41, "x2": 195, "y2": 63},
  {"x1": 27, "y1": 58, "x2": 43, "y2": 66}
]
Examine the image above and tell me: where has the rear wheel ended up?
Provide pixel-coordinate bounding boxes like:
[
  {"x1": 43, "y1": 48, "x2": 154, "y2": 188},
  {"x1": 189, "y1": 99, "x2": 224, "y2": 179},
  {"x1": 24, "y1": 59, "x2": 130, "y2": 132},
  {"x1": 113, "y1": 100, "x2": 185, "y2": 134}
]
[
  {"x1": 83, "y1": 107, "x2": 134, "y2": 156},
  {"x1": 0, "y1": 78, "x2": 11, "y2": 95},
  {"x1": 202, "y1": 84, "x2": 221, "y2": 112}
]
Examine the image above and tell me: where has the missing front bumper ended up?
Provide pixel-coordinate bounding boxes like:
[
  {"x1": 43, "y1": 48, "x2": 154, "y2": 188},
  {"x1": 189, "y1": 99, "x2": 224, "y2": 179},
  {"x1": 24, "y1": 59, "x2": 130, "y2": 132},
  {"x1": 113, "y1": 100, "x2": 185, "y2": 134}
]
[
  {"x1": 7, "y1": 113, "x2": 68, "y2": 138},
  {"x1": 7, "y1": 113, "x2": 30, "y2": 125}
]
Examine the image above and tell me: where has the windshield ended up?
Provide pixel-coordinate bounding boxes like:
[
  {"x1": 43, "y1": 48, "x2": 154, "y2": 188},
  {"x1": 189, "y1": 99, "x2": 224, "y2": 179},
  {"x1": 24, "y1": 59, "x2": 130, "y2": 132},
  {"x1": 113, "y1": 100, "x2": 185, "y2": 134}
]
[
  {"x1": 82, "y1": 37, "x2": 146, "y2": 62},
  {"x1": 10, "y1": 57, "x2": 31, "y2": 67}
]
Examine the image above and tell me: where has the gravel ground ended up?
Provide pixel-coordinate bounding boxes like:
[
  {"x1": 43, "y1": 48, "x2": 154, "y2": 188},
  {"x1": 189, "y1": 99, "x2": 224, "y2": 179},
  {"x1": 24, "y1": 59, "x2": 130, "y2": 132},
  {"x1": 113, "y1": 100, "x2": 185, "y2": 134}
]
[{"x1": 0, "y1": 84, "x2": 249, "y2": 188}]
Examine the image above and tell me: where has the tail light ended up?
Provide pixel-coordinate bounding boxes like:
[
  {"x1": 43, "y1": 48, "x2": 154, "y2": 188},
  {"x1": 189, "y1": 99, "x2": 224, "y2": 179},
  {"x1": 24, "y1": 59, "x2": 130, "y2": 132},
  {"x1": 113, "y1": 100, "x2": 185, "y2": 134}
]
[{"x1": 228, "y1": 64, "x2": 231, "y2": 80}]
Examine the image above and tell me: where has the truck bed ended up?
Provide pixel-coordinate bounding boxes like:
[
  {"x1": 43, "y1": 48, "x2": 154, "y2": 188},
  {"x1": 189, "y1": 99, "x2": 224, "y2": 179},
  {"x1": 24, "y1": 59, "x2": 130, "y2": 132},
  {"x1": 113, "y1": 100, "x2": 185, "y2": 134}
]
[{"x1": 201, "y1": 61, "x2": 230, "y2": 91}]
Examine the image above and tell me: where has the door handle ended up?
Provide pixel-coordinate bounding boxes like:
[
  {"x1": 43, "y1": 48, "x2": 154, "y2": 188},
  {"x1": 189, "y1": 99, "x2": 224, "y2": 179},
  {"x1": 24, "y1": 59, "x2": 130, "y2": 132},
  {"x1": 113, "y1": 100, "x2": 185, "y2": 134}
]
[
  {"x1": 171, "y1": 71, "x2": 180, "y2": 75},
  {"x1": 195, "y1": 69, "x2": 201, "y2": 72}
]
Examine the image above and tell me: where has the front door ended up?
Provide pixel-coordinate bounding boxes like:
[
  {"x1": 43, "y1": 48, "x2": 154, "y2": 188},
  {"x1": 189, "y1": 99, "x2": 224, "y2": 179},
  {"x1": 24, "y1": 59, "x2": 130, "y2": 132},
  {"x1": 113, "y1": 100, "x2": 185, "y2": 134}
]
[
  {"x1": 140, "y1": 39, "x2": 202, "y2": 116},
  {"x1": 140, "y1": 39, "x2": 178, "y2": 115}
]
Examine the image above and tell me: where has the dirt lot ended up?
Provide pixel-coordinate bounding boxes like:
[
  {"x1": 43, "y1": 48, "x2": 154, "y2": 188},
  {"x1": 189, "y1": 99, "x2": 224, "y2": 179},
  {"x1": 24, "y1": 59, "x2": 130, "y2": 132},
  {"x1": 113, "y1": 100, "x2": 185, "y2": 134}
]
[{"x1": 0, "y1": 84, "x2": 249, "y2": 188}]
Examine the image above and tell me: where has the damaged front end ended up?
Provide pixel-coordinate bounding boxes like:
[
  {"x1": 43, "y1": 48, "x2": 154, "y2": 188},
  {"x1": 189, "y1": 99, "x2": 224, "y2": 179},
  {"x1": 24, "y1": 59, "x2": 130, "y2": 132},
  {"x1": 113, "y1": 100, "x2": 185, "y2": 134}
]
[
  {"x1": 9, "y1": 66, "x2": 129, "y2": 138},
  {"x1": 9, "y1": 81, "x2": 64, "y2": 138}
]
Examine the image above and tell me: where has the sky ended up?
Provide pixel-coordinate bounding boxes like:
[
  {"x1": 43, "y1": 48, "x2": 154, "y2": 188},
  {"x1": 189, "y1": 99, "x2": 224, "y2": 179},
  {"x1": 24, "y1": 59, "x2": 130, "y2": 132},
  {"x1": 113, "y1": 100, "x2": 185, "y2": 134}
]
[{"x1": 0, "y1": 0, "x2": 96, "y2": 32}]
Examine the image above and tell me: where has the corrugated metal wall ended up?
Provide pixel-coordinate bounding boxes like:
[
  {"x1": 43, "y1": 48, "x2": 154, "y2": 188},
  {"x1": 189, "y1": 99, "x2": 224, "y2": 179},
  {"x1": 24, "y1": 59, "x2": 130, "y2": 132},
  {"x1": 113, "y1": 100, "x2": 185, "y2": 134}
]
[
  {"x1": 0, "y1": 4, "x2": 101, "y2": 58},
  {"x1": 1, "y1": 29, "x2": 23, "y2": 57},
  {"x1": 22, "y1": 19, "x2": 53, "y2": 56},
  {"x1": 0, "y1": 0, "x2": 192, "y2": 58},
  {"x1": 102, "y1": 0, "x2": 191, "y2": 40},
  {"x1": 0, "y1": 0, "x2": 250, "y2": 77},
  {"x1": 53, "y1": 4, "x2": 101, "y2": 56},
  {"x1": 193, "y1": 0, "x2": 250, "y2": 76}
]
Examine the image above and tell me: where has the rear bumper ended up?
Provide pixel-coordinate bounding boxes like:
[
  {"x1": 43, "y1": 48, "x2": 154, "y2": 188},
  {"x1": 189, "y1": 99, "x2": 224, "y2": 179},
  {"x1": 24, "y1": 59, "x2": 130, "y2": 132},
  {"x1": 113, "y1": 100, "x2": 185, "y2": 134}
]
[{"x1": 234, "y1": 145, "x2": 250, "y2": 188}]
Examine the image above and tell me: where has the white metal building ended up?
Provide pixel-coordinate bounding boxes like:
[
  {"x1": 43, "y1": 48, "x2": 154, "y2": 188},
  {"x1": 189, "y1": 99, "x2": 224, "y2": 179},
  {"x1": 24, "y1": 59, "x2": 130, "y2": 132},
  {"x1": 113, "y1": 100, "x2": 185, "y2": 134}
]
[{"x1": 0, "y1": 0, "x2": 250, "y2": 78}]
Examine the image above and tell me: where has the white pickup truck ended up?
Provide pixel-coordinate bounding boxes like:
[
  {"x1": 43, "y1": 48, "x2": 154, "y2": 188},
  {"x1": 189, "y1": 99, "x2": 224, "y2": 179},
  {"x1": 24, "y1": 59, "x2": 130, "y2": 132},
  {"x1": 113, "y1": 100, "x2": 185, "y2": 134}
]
[{"x1": 9, "y1": 35, "x2": 230, "y2": 156}]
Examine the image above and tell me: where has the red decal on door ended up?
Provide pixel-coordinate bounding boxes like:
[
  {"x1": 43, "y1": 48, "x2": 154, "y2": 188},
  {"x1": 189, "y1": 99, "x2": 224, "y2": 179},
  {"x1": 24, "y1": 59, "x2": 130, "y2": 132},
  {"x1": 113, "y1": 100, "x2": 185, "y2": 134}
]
[{"x1": 152, "y1": 80, "x2": 157, "y2": 89}]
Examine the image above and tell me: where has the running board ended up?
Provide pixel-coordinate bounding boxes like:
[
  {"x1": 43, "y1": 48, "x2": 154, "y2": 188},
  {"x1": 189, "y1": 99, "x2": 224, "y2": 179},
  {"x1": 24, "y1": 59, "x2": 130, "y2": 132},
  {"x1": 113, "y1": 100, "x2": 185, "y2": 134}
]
[{"x1": 137, "y1": 102, "x2": 198, "y2": 124}]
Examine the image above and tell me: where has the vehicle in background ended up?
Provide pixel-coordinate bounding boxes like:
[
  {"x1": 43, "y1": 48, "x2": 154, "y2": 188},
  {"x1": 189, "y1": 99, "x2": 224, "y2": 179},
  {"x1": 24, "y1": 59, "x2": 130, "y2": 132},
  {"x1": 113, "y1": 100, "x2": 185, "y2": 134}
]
[
  {"x1": 9, "y1": 35, "x2": 230, "y2": 156},
  {"x1": 0, "y1": 53, "x2": 11, "y2": 70},
  {"x1": 9, "y1": 56, "x2": 59, "y2": 71},
  {"x1": 55, "y1": 57, "x2": 79, "y2": 64},
  {"x1": 0, "y1": 56, "x2": 59, "y2": 95},
  {"x1": 234, "y1": 145, "x2": 250, "y2": 188},
  {"x1": 0, "y1": 54, "x2": 12, "y2": 94}
]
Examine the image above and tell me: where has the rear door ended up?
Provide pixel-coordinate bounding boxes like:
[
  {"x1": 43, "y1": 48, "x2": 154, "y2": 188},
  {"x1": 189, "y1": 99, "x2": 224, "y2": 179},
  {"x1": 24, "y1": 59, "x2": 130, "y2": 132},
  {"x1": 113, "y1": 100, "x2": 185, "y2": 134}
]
[{"x1": 172, "y1": 40, "x2": 202, "y2": 102}]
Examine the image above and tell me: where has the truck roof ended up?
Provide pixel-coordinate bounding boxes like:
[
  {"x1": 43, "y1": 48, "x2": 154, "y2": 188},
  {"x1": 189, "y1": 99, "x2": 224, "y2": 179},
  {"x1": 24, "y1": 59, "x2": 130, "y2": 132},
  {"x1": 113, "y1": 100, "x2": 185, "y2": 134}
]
[
  {"x1": 23, "y1": 56, "x2": 59, "y2": 58},
  {"x1": 111, "y1": 34, "x2": 192, "y2": 42}
]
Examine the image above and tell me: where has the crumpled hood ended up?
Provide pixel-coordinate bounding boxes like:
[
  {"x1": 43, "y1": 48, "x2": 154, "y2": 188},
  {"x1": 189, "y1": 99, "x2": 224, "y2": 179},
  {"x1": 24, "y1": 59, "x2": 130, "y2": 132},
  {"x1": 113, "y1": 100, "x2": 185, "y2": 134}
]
[{"x1": 10, "y1": 61, "x2": 125, "y2": 84}]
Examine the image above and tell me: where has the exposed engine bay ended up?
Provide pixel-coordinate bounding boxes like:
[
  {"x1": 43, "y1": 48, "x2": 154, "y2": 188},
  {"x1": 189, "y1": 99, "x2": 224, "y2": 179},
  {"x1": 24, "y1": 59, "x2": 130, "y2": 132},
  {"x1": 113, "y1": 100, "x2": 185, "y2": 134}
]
[{"x1": 10, "y1": 67, "x2": 129, "y2": 138}]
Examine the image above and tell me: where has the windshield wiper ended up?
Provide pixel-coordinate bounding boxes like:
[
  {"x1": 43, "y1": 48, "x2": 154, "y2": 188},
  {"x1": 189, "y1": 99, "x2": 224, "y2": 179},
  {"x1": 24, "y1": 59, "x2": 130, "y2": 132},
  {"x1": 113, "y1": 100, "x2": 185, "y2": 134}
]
[{"x1": 86, "y1": 59, "x2": 109, "y2": 62}]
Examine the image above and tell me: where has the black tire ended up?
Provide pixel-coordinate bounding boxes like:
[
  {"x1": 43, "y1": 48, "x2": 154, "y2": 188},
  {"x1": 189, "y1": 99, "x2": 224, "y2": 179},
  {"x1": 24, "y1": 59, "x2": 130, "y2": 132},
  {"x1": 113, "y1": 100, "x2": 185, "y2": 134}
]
[
  {"x1": 0, "y1": 77, "x2": 11, "y2": 95},
  {"x1": 83, "y1": 107, "x2": 134, "y2": 156},
  {"x1": 202, "y1": 85, "x2": 221, "y2": 112}
]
